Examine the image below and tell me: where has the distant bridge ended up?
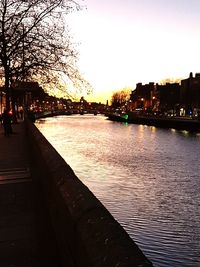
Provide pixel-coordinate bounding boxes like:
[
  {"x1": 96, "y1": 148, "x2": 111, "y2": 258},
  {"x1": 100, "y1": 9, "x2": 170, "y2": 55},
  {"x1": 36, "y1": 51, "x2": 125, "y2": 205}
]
[{"x1": 33, "y1": 109, "x2": 103, "y2": 120}]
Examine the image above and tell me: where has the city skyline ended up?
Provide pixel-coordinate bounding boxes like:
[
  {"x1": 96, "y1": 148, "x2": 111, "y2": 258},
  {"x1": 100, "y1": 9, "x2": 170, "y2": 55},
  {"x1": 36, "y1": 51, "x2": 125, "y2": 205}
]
[{"x1": 68, "y1": 0, "x2": 200, "y2": 103}]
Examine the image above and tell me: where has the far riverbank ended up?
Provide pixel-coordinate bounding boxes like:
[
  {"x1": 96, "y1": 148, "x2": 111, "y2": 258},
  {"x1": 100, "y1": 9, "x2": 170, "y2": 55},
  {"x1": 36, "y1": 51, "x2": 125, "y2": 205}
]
[{"x1": 106, "y1": 112, "x2": 200, "y2": 132}]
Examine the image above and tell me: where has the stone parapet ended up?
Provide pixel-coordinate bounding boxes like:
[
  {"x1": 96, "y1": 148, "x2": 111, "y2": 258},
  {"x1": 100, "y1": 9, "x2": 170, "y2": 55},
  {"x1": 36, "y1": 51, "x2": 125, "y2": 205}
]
[{"x1": 25, "y1": 119, "x2": 153, "y2": 267}]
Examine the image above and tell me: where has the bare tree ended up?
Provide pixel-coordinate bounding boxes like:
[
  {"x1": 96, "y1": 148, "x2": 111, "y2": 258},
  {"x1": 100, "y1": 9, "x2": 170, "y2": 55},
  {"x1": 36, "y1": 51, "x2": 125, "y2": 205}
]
[
  {"x1": 111, "y1": 88, "x2": 131, "y2": 109},
  {"x1": 0, "y1": 0, "x2": 92, "y2": 110},
  {"x1": 159, "y1": 77, "x2": 182, "y2": 85}
]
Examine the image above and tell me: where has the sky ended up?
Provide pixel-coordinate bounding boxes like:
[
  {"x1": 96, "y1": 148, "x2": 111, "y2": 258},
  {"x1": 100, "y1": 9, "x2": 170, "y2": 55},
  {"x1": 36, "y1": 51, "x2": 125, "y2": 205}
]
[{"x1": 68, "y1": 0, "x2": 200, "y2": 103}]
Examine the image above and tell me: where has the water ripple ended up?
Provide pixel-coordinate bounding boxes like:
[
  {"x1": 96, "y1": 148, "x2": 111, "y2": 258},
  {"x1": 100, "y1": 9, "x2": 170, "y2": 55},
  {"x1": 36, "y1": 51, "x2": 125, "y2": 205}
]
[{"x1": 36, "y1": 115, "x2": 200, "y2": 267}]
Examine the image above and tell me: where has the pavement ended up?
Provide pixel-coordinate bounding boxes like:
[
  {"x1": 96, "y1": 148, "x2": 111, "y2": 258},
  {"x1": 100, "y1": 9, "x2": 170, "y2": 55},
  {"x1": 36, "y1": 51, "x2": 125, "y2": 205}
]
[{"x1": 0, "y1": 121, "x2": 61, "y2": 267}]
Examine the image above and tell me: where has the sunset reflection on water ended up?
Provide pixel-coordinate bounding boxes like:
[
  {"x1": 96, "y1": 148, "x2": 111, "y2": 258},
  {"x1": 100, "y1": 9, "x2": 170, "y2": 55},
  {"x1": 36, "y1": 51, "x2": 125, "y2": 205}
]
[{"x1": 36, "y1": 115, "x2": 200, "y2": 267}]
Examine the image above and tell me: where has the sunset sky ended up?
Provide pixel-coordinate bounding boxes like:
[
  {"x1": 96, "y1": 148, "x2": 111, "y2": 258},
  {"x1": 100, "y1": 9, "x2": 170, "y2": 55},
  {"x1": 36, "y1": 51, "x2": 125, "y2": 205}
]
[{"x1": 68, "y1": 0, "x2": 200, "y2": 103}]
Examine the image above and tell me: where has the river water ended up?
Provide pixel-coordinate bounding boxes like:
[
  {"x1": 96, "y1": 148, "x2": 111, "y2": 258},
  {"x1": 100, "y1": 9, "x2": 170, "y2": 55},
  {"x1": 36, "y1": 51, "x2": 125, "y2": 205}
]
[{"x1": 35, "y1": 114, "x2": 200, "y2": 267}]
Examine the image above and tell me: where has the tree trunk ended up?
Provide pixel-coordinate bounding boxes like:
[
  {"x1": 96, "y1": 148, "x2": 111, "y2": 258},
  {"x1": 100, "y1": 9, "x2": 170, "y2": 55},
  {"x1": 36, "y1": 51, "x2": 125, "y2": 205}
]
[
  {"x1": 5, "y1": 82, "x2": 11, "y2": 111},
  {"x1": 4, "y1": 66, "x2": 11, "y2": 111}
]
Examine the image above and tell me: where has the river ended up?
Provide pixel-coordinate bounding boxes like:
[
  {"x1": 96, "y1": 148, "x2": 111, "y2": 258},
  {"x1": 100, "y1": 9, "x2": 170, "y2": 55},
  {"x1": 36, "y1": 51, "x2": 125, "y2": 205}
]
[{"x1": 35, "y1": 114, "x2": 200, "y2": 267}]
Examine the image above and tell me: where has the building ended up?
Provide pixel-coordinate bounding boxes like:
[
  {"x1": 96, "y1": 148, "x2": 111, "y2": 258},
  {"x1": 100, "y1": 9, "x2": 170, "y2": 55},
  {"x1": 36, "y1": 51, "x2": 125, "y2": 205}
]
[
  {"x1": 128, "y1": 72, "x2": 200, "y2": 116},
  {"x1": 130, "y1": 82, "x2": 157, "y2": 111},
  {"x1": 180, "y1": 72, "x2": 200, "y2": 115},
  {"x1": 156, "y1": 82, "x2": 181, "y2": 115},
  {"x1": 12, "y1": 81, "x2": 44, "y2": 107}
]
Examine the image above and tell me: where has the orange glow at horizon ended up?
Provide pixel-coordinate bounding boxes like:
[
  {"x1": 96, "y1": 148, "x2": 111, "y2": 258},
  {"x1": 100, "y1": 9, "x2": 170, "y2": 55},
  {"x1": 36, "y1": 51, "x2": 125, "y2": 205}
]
[{"x1": 67, "y1": 0, "x2": 200, "y2": 103}]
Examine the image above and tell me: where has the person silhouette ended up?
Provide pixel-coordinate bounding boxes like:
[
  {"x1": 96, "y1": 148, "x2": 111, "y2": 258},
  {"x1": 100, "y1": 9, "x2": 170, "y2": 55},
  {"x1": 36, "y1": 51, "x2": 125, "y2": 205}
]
[{"x1": 2, "y1": 109, "x2": 12, "y2": 136}]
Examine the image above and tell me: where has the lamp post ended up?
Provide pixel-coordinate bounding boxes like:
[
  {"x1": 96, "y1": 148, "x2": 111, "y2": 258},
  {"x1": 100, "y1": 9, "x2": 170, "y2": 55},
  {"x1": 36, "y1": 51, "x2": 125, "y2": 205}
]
[{"x1": 152, "y1": 96, "x2": 156, "y2": 110}]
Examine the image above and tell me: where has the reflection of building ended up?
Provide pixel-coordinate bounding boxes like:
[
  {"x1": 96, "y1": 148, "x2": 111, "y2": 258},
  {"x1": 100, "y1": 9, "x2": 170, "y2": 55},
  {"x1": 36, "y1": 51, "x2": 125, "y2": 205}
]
[{"x1": 180, "y1": 72, "x2": 200, "y2": 114}]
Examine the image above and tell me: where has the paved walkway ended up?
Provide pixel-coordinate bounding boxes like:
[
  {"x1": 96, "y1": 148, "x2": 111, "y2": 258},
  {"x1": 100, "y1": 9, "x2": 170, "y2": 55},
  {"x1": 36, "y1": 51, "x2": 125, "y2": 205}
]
[{"x1": 0, "y1": 122, "x2": 60, "y2": 267}]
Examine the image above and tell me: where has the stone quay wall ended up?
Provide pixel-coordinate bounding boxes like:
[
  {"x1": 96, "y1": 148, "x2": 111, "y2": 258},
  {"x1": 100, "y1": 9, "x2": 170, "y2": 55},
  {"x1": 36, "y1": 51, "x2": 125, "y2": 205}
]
[{"x1": 25, "y1": 119, "x2": 153, "y2": 267}]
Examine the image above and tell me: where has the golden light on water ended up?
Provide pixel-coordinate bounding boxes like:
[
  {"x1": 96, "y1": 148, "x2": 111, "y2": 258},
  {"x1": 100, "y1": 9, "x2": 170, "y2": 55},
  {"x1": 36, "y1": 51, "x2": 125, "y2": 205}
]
[
  {"x1": 150, "y1": 126, "x2": 156, "y2": 133},
  {"x1": 182, "y1": 130, "x2": 189, "y2": 136},
  {"x1": 171, "y1": 128, "x2": 176, "y2": 133}
]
